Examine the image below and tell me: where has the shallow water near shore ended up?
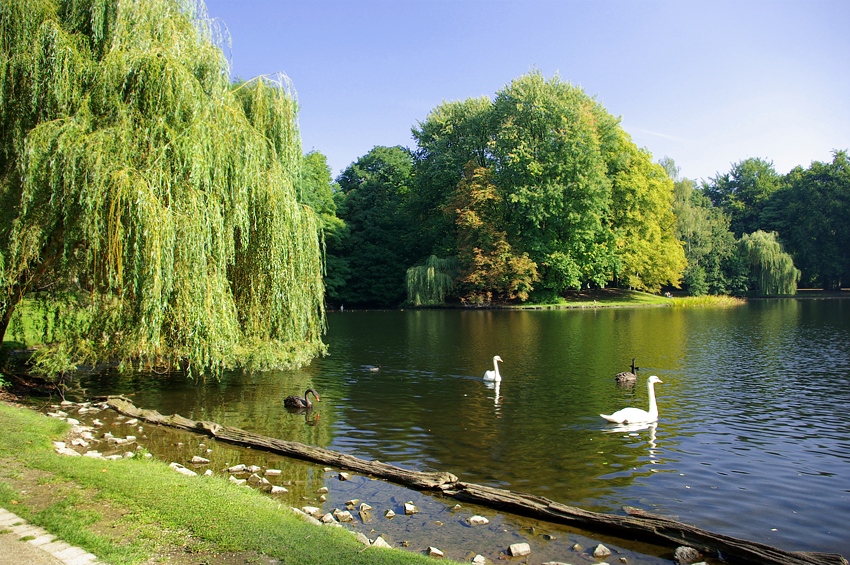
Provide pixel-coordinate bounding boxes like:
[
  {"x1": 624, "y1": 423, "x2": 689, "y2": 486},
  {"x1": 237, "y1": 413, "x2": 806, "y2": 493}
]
[{"x1": 77, "y1": 298, "x2": 850, "y2": 560}]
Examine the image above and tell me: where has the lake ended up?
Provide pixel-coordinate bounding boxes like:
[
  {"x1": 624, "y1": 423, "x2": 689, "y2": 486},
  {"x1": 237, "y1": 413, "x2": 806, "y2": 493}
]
[{"x1": 80, "y1": 298, "x2": 850, "y2": 559}]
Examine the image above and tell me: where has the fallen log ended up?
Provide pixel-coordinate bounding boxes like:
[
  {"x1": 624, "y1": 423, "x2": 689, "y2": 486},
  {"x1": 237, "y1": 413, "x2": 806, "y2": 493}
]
[
  {"x1": 106, "y1": 396, "x2": 455, "y2": 489},
  {"x1": 443, "y1": 481, "x2": 847, "y2": 565},
  {"x1": 105, "y1": 396, "x2": 847, "y2": 565}
]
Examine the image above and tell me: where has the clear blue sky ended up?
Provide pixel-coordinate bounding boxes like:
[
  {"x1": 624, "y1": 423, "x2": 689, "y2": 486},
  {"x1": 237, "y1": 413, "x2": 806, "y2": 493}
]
[{"x1": 202, "y1": 0, "x2": 849, "y2": 182}]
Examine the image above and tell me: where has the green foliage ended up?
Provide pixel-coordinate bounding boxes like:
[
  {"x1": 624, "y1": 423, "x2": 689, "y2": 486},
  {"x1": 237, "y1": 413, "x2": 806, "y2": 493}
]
[
  {"x1": 702, "y1": 157, "x2": 782, "y2": 237},
  {"x1": 405, "y1": 255, "x2": 458, "y2": 306},
  {"x1": 738, "y1": 231, "x2": 799, "y2": 296},
  {"x1": 409, "y1": 71, "x2": 685, "y2": 299},
  {"x1": 0, "y1": 0, "x2": 326, "y2": 376},
  {"x1": 763, "y1": 150, "x2": 850, "y2": 289},
  {"x1": 334, "y1": 146, "x2": 416, "y2": 307},
  {"x1": 668, "y1": 159, "x2": 740, "y2": 295},
  {"x1": 607, "y1": 135, "x2": 686, "y2": 292},
  {"x1": 491, "y1": 72, "x2": 615, "y2": 291},
  {"x1": 448, "y1": 164, "x2": 538, "y2": 303},
  {"x1": 297, "y1": 150, "x2": 348, "y2": 302}
]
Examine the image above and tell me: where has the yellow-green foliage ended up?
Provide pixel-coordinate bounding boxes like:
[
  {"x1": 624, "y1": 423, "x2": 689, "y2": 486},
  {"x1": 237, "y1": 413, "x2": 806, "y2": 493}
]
[{"x1": 0, "y1": 0, "x2": 326, "y2": 376}]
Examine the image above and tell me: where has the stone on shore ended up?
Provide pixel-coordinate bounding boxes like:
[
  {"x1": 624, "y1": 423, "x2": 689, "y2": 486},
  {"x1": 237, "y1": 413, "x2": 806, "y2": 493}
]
[
  {"x1": 332, "y1": 508, "x2": 353, "y2": 522},
  {"x1": 169, "y1": 462, "x2": 197, "y2": 476},
  {"x1": 372, "y1": 536, "x2": 392, "y2": 548},
  {"x1": 674, "y1": 546, "x2": 702, "y2": 564},
  {"x1": 466, "y1": 515, "x2": 489, "y2": 526},
  {"x1": 404, "y1": 502, "x2": 419, "y2": 515},
  {"x1": 427, "y1": 546, "x2": 444, "y2": 557},
  {"x1": 593, "y1": 544, "x2": 612, "y2": 558},
  {"x1": 509, "y1": 542, "x2": 531, "y2": 557}
]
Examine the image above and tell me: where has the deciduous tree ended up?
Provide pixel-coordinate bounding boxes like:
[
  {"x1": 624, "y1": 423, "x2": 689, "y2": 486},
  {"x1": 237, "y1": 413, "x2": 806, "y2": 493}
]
[{"x1": 0, "y1": 0, "x2": 326, "y2": 375}]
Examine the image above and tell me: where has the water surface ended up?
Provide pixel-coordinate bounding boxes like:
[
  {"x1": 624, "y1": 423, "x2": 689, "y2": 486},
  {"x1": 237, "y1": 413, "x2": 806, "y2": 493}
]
[{"x1": 81, "y1": 299, "x2": 850, "y2": 558}]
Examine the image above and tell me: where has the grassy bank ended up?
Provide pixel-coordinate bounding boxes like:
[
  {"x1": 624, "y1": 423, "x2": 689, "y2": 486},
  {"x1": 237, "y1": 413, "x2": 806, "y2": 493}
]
[
  {"x1": 0, "y1": 401, "x2": 453, "y2": 565},
  {"x1": 513, "y1": 288, "x2": 744, "y2": 309}
]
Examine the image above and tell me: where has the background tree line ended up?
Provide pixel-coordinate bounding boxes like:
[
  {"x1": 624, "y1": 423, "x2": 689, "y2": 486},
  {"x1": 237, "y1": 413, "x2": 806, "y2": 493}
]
[{"x1": 307, "y1": 73, "x2": 848, "y2": 308}]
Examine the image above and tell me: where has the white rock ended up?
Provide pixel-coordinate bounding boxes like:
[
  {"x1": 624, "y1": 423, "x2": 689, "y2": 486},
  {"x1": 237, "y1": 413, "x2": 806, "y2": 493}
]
[
  {"x1": 317, "y1": 486, "x2": 329, "y2": 493},
  {"x1": 594, "y1": 544, "x2": 612, "y2": 558},
  {"x1": 203, "y1": 469, "x2": 213, "y2": 476},
  {"x1": 355, "y1": 532, "x2": 370, "y2": 546},
  {"x1": 169, "y1": 462, "x2": 197, "y2": 476},
  {"x1": 509, "y1": 543, "x2": 532, "y2": 556},
  {"x1": 320, "y1": 512, "x2": 336, "y2": 524},
  {"x1": 84, "y1": 450, "x2": 104, "y2": 458},
  {"x1": 472, "y1": 555, "x2": 486, "y2": 564},
  {"x1": 384, "y1": 509, "x2": 396, "y2": 518},
  {"x1": 228, "y1": 475, "x2": 246, "y2": 485},
  {"x1": 91, "y1": 419, "x2": 103, "y2": 427},
  {"x1": 332, "y1": 509, "x2": 353, "y2": 522},
  {"x1": 338, "y1": 472, "x2": 351, "y2": 481},
  {"x1": 265, "y1": 469, "x2": 282, "y2": 476},
  {"x1": 359, "y1": 502, "x2": 373, "y2": 512},
  {"x1": 674, "y1": 546, "x2": 702, "y2": 564},
  {"x1": 125, "y1": 418, "x2": 139, "y2": 425},
  {"x1": 270, "y1": 485, "x2": 288, "y2": 494},
  {"x1": 227, "y1": 464, "x2": 247, "y2": 473},
  {"x1": 246, "y1": 465, "x2": 262, "y2": 473},
  {"x1": 105, "y1": 455, "x2": 123, "y2": 461},
  {"x1": 371, "y1": 536, "x2": 392, "y2": 548},
  {"x1": 65, "y1": 418, "x2": 80, "y2": 426},
  {"x1": 54, "y1": 445, "x2": 81, "y2": 457},
  {"x1": 122, "y1": 452, "x2": 135, "y2": 458},
  {"x1": 466, "y1": 515, "x2": 489, "y2": 526},
  {"x1": 427, "y1": 546, "x2": 444, "y2": 557},
  {"x1": 404, "y1": 502, "x2": 419, "y2": 515},
  {"x1": 191, "y1": 455, "x2": 210, "y2": 465},
  {"x1": 247, "y1": 473, "x2": 270, "y2": 487},
  {"x1": 71, "y1": 438, "x2": 89, "y2": 448},
  {"x1": 301, "y1": 506, "x2": 322, "y2": 518}
]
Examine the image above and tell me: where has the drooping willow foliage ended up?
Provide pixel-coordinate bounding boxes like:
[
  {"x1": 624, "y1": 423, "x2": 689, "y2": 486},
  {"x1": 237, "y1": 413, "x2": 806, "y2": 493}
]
[
  {"x1": 405, "y1": 255, "x2": 458, "y2": 306},
  {"x1": 738, "y1": 231, "x2": 800, "y2": 296},
  {"x1": 0, "y1": 0, "x2": 326, "y2": 376}
]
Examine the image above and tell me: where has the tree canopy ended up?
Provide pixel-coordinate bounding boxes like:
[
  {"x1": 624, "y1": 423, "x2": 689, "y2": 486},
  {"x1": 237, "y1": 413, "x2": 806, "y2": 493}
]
[
  {"x1": 409, "y1": 71, "x2": 685, "y2": 299},
  {"x1": 0, "y1": 0, "x2": 326, "y2": 375}
]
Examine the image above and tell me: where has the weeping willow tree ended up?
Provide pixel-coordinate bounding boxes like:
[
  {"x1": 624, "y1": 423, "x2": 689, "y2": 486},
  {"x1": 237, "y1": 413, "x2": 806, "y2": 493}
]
[
  {"x1": 405, "y1": 255, "x2": 458, "y2": 306},
  {"x1": 0, "y1": 0, "x2": 326, "y2": 376},
  {"x1": 738, "y1": 231, "x2": 800, "y2": 296}
]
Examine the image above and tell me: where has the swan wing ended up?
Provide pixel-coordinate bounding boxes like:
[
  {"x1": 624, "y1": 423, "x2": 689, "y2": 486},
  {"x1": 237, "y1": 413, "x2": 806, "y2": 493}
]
[{"x1": 600, "y1": 407, "x2": 653, "y2": 424}]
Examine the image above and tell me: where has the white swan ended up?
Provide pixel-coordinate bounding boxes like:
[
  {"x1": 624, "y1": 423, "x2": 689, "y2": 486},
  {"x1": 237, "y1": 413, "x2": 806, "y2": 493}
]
[
  {"x1": 600, "y1": 375, "x2": 663, "y2": 424},
  {"x1": 483, "y1": 355, "x2": 503, "y2": 382}
]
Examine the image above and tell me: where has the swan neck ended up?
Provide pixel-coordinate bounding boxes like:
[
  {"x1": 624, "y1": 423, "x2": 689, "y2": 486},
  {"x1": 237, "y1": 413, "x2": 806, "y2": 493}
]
[
  {"x1": 647, "y1": 381, "x2": 658, "y2": 417},
  {"x1": 493, "y1": 358, "x2": 501, "y2": 378}
]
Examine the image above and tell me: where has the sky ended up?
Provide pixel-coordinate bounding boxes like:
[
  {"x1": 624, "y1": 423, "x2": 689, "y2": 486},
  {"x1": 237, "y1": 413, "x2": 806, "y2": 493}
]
[{"x1": 201, "y1": 0, "x2": 849, "y2": 182}]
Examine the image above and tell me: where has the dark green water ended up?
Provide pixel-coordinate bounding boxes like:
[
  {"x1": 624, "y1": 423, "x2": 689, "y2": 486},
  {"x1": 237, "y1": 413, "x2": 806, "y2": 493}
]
[{"x1": 79, "y1": 299, "x2": 850, "y2": 559}]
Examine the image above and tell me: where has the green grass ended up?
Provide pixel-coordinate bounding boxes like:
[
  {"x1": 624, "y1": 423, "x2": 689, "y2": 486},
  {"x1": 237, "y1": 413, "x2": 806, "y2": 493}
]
[
  {"x1": 516, "y1": 288, "x2": 673, "y2": 309},
  {"x1": 669, "y1": 295, "x2": 745, "y2": 308},
  {"x1": 0, "y1": 402, "x2": 456, "y2": 565}
]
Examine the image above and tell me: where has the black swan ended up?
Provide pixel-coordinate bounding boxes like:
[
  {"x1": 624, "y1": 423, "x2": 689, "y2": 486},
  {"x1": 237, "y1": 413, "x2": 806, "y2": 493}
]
[
  {"x1": 284, "y1": 388, "x2": 321, "y2": 409},
  {"x1": 614, "y1": 358, "x2": 639, "y2": 384}
]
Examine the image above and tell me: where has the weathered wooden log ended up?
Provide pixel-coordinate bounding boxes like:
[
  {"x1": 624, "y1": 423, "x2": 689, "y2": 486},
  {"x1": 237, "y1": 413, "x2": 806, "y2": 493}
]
[
  {"x1": 443, "y1": 481, "x2": 847, "y2": 565},
  {"x1": 106, "y1": 396, "x2": 456, "y2": 489},
  {"x1": 105, "y1": 396, "x2": 848, "y2": 565}
]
